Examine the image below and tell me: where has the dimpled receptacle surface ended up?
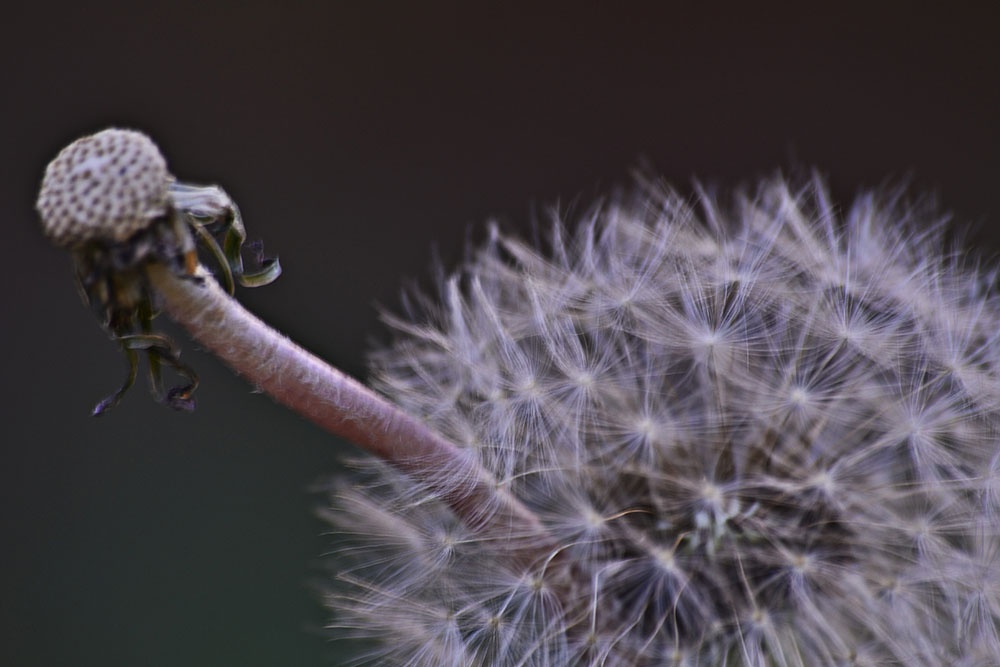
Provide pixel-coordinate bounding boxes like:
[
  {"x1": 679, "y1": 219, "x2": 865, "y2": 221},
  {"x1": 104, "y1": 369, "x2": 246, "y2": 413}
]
[{"x1": 37, "y1": 129, "x2": 172, "y2": 247}]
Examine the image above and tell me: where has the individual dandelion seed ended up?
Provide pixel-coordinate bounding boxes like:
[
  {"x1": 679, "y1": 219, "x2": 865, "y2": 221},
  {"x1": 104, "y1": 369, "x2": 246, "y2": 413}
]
[{"x1": 321, "y1": 177, "x2": 1000, "y2": 665}]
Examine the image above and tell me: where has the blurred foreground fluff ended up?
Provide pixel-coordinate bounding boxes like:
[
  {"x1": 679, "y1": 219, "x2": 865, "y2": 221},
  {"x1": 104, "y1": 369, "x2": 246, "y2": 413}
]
[{"x1": 322, "y1": 177, "x2": 1000, "y2": 666}]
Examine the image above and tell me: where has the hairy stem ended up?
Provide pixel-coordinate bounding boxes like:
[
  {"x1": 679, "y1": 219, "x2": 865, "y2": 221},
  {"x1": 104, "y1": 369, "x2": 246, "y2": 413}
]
[{"x1": 146, "y1": 263, "x2": 554, "y2": 566}]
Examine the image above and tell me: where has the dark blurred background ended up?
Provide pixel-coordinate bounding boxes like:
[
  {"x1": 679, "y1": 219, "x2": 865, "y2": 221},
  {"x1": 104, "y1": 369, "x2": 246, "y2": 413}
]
[{"x1": 2, "y1": 2, "x2": 997, "y2": 665}]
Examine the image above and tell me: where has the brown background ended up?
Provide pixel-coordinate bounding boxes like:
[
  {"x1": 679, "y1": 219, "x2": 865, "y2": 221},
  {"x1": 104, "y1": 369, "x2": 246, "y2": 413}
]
[{"x1": 2, "y1": 2, "x2": 998, "y2": 665}]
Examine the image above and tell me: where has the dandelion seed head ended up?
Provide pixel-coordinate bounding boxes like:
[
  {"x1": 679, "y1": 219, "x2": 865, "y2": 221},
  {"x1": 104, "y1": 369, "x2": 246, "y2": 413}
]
[{"x1": 323, "y1": 175, "x2": 1000, "y2": 665}]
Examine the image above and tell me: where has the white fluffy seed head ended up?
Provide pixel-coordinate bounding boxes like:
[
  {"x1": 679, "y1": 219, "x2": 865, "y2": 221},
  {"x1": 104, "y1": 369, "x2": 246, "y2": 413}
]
[
  {"x1": 324, "y1": 176, "x2": 1000, "y2": 665},
  {"x1": 36, "y1": 128, "x2": 172, "y2": 247}
]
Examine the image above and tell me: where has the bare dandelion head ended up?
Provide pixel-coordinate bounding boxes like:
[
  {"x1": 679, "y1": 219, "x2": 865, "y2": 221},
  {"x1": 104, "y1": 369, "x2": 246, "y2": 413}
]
[
  {"x1": 36, "y1": 128, "x2": 280, "y2": 413},
  {"x1": 36, "y1": 128, "x2": 171, "y2": 247},
  {"x1": 323, "y1": 176, "x2": 1000, "y2": 665}
]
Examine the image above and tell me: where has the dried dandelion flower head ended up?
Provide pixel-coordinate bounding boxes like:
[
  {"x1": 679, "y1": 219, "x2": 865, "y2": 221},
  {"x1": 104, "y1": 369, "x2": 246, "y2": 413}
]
[{"x1": 323, "y1": 176, "x2": 1000, "y2": 666}]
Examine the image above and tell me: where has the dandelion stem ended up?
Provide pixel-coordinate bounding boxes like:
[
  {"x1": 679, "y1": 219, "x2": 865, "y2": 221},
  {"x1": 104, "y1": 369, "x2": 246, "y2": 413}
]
[{"x1": 146, "y1": 263, "x2": 554, "y2": 566}]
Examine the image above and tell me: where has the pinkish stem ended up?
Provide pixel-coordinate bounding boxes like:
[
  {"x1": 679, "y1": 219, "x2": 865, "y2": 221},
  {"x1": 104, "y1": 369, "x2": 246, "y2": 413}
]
[{"x1": 146, "y1": 263, "x2": 554, "y2": 567}]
